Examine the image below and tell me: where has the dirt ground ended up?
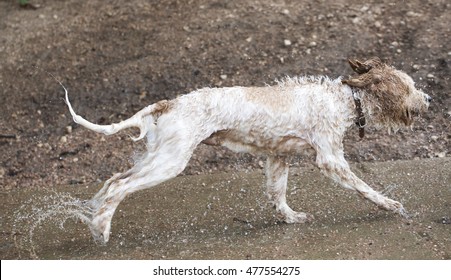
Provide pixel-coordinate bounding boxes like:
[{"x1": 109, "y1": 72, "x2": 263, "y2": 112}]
[{"x1": 0, "y1": 0, "x2": 450, "y2": 259}]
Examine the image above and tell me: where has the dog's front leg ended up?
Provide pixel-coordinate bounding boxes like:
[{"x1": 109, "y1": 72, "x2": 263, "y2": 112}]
[
  {"x1": 315, "y1": 145, "x2": 408, "y2": 218},
  {"x1": 265, "y1": 155, "x2": 314, "y2": 223}
]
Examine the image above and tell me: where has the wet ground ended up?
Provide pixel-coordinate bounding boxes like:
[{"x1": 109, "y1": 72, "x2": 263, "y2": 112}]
[{"x1": 1, "y1": 157, "x2": 449, "y2": 259}]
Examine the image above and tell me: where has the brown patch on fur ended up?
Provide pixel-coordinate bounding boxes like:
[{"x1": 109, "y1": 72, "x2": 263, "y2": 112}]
[
  {"x1": 152, "y1": 100, "x2": 172, "y2": 118},
  {"x1": 96, "y1": 207, "x2": 106, "y2": 216},
  {"x1": 343, "y1": 58, "x2": 414, "y2": 127}
]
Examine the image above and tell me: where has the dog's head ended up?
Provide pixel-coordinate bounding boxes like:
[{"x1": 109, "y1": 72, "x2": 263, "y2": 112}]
[{"x1": 342, "y1": 57, "x2": 431, "y2": 129}]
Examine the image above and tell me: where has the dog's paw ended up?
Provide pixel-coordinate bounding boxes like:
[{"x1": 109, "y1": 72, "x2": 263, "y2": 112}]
[
  {"x1": 380, "y1": 198, "x2": 410, "y2": 219},
  {"x1": 379, "y1": 198, "x2": 401, "y2": 211}
]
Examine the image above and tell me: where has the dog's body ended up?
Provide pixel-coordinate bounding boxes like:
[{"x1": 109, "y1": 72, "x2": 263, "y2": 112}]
[{"x1": 64, "y1": 58, "x2": 431, "y2": 243}]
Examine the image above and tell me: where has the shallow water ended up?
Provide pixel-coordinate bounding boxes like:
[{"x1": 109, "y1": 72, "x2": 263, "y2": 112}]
[{"x1": 1, "y1": 158, "x2": 450, "y2": 259}]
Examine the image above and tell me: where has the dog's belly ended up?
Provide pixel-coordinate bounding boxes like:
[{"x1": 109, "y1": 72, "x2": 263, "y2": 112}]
[{"x1": 203, "y1": 130, "x2": 313, "y2": 155}]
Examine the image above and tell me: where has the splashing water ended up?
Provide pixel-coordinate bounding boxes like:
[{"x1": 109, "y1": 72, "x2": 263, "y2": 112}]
[{"x1": 13, "y1": 190, "x2": 94, "y2": 258}]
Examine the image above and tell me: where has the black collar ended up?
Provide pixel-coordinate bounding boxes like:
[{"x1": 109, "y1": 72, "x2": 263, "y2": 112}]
[{"x1": 352, "y1": 95, "x2": 366, "y2": 139}]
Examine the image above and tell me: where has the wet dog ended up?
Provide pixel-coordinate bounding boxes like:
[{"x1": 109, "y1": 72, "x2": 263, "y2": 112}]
[{"x1": 64, "y1": 57, "x2": 431, "y2": 243}]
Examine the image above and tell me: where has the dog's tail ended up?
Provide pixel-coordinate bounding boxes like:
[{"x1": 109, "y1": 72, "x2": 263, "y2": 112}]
[{"x1": 63, "y1": 85, "x2": 163, "y2": 141}]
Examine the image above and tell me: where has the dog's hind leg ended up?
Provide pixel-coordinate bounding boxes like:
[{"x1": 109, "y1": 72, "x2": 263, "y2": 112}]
[
  {"x1": 265, "y1": 155, "x2": 314, "y2": 223},
  {"x1": 88, "y1": 127, "x2": 197, "y2": 244},
  {"x1": 90, "y1": 172, "x2": 123, "y2": 202}
]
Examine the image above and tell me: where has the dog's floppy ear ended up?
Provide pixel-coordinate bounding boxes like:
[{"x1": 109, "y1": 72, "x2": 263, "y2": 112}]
[
  {"x1": 342, "y1": 73, "x2": 382, "y2": 88},
  {"x1": 343, "y1": 57, "x2": 383, "y2": 87},
  {"x1": 348, "y1": 57, "x2": 382, "y2": 74}
]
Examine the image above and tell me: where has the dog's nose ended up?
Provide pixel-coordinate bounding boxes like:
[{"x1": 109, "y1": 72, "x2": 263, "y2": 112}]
[{"x1": 425, "y1": 95, "x2": 432, "y2": 103}]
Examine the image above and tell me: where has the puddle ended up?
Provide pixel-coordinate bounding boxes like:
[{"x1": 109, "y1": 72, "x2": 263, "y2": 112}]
[{"x1": 1, "y1": 158, "x2": 450, "y2": 259}]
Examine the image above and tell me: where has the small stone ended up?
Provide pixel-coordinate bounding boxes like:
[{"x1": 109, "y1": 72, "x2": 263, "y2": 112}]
[
  {"x1": 73, "y1": 158, "x2": 79, "y2": 163},
  {"x1": 245, "y1": 37, "x2": 252, "y2": 42},
  {"x1": 373, "y1": 7, "x2": 382, "y2": 15},
  {"x1": 60, "y1": 136, "x2": 67, "y2": 143},
  {"x1": 0, "y1": 167, "x2": 5, "y2": 178},
  {"x1": 430, "y1": 135, "x2": 438, "y2": 141},
  {"x1": 427, "y1": 73, "x2": 435, "y2": 78},
  {"x1": 436, "y1": 152, "x2": 446, "y2": 158},
  {"x1": 374, "y1": 21, "x2": 381, "y2": 28},
  {"x1": 140, "y1": 90, "x2": 148, "y2": 99},
  {"x1": 360, "y1": 5, "x2": 369, "y2": 12},
  {"x1": 406, "y1": 11, "x2": 422, "y2": 17},
  {"x1": 258, "y1": 160, "x2": 264, "y2": 168},
  {"x1": 220, "y1": 74, "x2": 227, "y2": 80},
  {"x1": 397, "y1": 49, "x2": 402, "y2": 53},
  {"x1": 282, "y1": 9, "x2": 290, "y2": 15},
  {"x1": 284, "y1": 39, "x2": 292, "y2": 46},
  {"x1": 65, "y1": 125, "x2": 73, "y2": 134},
  {"x1": 412, "y1": 64, "x2": 420, "y2": 70},
  {"x1": 309, "y1": 41, "x2": 317, "y2": 47}
]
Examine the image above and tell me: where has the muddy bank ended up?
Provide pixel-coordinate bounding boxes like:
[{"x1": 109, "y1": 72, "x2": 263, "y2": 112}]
[
  {"x1": 1, "y1": 157, "x2": 449, "y2": 259},
  {"x1": 1, "y1": 0, "x2": 450, "y2": 191}
]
